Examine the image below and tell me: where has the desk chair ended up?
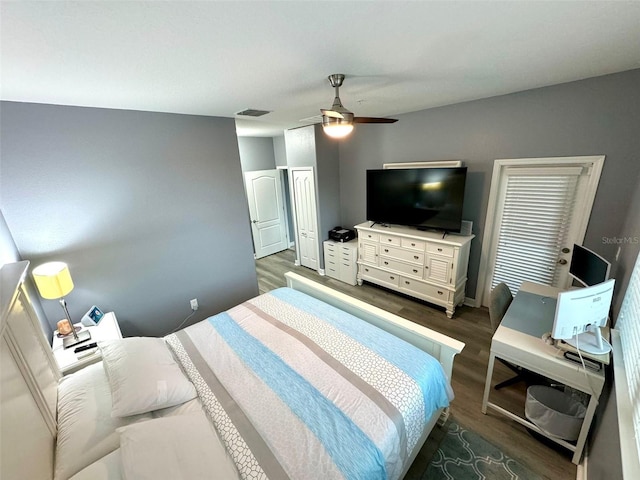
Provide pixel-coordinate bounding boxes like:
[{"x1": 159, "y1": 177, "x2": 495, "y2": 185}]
[{"x1": 489, "y1": 282, "x2": 532, "y2": 390}]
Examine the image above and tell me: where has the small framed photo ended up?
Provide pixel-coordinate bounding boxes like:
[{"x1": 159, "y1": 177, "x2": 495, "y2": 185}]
[{"x1": 81, "y1": 305, "x2": 105, "y2": 326}]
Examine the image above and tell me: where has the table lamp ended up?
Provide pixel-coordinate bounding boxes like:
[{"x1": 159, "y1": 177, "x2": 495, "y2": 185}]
[{"x1": 33, "y1": 261, "x2": 91, "y2": 349}]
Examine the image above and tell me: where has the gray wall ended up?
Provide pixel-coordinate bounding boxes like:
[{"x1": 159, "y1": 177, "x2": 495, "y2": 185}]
[
  {"x1": 0, "y1": 210, "x2": 20, "y2": 266},
  {"x1": 1, "y1": 101, "x2": 258, "y2": 337},
  {"x1": 273, "y1": 135, "x2": 287, "y2": 167},
  {"x1": 314, "y1": 126, "x2": 341, "y2": 243},
  {"x1": 338, "y1": 69, "x2": 640, "y2": 303},
  {"x1": 237, "y1": 136, "x2": 276, "y2": 172}
]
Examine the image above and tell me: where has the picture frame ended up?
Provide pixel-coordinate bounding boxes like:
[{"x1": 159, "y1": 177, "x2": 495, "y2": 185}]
[{"x1": 81, "y1": 305, "x2": 104, "y2": 327}]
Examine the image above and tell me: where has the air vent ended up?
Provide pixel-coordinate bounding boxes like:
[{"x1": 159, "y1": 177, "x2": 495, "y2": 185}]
[{"x1": 236, "y1": 108, "x2": 271, "y2": 117}]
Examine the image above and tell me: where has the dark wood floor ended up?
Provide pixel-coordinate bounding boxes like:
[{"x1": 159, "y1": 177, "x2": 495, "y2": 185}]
[{"x1": 256, "y1": 249, "x2": 576, "y2": 480}]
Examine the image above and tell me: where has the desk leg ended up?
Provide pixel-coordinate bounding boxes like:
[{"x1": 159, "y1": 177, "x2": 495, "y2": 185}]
[
  {"x1": 482, "y1": 353, "x2": 496, "y2": 414},
  {"x1": 572, "y1": 394, "x2": 599, "y2": 464}
]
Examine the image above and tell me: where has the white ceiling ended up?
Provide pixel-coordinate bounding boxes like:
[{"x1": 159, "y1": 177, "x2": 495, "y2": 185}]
[{"x1": 2, "y1": 1, "x2": 639, "y2": 137}]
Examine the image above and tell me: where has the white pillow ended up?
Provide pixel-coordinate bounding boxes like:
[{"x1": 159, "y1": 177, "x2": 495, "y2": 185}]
[
  {"x1": 55, "y1": 363, "x2": 152, "y2": 480},
  {"x1": 99, "y1": 337, "x2": 196, "y2": 417},
  {"x1": 118, "y1": 414, "x2": 240, "y2": 480}
]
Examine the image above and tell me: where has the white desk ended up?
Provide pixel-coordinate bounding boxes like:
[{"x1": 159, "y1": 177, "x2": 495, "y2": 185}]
[
  {"x1": 51, "y1": 312, "x2": 122, "y2": 375},
  {"x1": 481, "y1": 282, "x2": 608, "y2": 464}
]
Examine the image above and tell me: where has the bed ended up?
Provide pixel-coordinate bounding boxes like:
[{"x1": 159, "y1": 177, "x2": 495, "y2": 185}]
[{"x1": 0, "y1": 261, "x2": 464, "y2": 480}]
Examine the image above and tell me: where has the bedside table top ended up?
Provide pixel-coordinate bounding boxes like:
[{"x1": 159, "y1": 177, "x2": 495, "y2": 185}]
[{"x1": 51, "y1": 311, "x2": 121, "y2": 374}]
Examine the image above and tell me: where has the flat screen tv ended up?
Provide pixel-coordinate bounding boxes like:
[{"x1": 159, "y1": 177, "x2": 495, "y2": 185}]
[{"x1": 366, "y1": 167, "x2": 467, "y2": 232}]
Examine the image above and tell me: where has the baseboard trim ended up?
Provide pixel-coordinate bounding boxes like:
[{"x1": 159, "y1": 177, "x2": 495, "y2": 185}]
[{"x1": 463, "y1": 297, "x2": 476, "y2": 307}]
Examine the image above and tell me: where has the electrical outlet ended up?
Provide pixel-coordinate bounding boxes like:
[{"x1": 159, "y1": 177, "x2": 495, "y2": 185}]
[{"x1": 190, "y1": 298, "x2": 199, "y2": 311}]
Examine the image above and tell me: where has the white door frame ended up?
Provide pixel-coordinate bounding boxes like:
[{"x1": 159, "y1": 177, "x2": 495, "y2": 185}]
[
  {"x1": 289, "y1": 167, "x2": 323, "y2": 274},
  {"x1": 475, "y1": 155, "x2": 605, "y2": 307}
]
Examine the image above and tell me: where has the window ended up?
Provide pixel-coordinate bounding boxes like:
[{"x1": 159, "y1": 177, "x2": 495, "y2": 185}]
[{"x1": 613, "y1": 250, "x2": 640, "y2": 477}]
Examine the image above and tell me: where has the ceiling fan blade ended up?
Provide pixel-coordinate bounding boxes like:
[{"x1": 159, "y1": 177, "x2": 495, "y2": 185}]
[
  {"x1": 353, "y1": 117, "x2": 398, "y2": 124},
  {"x1": 321, "y1": 109, "x2": 344, "y2": 119}
]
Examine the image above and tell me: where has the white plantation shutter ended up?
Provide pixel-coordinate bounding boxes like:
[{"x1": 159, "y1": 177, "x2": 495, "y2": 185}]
[
  {"x1": 613, "y1": 250, "x2": 640, "y2": 477},
  {"x1": 491, "y1": 167, "x2": 582, "y2": 294}
]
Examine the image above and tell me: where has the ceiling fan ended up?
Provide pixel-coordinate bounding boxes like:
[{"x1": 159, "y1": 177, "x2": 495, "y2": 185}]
[{"x1": 321, "y1": 74, "x2": 398, "y2": 138}]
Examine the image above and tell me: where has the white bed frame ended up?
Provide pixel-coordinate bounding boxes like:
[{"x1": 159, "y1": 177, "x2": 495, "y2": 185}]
[
  {"x1": 1, "y1": 261, "x2": 61, "y2": 480},
  {"x1": 0, "y1": 263, "x2": 464, "y2": 480}
]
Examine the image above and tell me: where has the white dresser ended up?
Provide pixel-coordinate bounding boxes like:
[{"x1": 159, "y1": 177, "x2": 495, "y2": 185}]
[
  {"x1": 355, "y1": 222, "x2": 474, "y2": 317},
  {"x1": 323, "y1": 239, "x2": 358, "y2": 285}
]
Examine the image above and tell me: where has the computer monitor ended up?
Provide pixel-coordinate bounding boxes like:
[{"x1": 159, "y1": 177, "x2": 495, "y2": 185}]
[
  {"x1": 569, "y1": 244, "x2": 611, "y2": 287},
  {"x1": 551, "y1": 279, "x2": 615, "y2": 355}
]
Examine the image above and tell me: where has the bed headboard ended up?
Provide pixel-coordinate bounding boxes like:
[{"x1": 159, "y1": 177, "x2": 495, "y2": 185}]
[{"x1": 1, "y1": 261, "x2": 61, "y2": 480}]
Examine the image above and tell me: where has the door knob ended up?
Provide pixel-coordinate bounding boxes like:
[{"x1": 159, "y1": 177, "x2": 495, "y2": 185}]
[
  {"x1": 561, "y1": 247, "x2": 570, "y2": 254},
  {"x1": 558, "y1": 259, "x2": 568, "y2": 265}
]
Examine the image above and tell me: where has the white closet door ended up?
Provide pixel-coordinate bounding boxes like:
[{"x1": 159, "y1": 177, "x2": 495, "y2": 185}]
[
  {"x1": 480, "y1": 156, "x2": 604, "y2": 305},
  {"x1": 292, "y1": 168, "x2": 319, "y2": 270}
]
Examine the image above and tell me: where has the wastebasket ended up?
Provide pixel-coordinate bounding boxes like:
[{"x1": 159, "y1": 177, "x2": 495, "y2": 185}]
[{"x1": 525, "y1": 385, "x2": 587, "y2": 441}]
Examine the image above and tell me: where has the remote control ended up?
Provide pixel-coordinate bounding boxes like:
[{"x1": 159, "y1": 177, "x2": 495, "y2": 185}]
[{"x1": 74, "y1": 342, "x2": 98, "y2": 353}]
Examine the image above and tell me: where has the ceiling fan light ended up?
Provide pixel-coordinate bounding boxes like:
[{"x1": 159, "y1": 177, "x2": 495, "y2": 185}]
[
  {"x1": 322, "y1": 112, "x2": 354, "y2": 138},
  {"x1": 323, "y1": 123, "x2": 354, "y2": 138}
]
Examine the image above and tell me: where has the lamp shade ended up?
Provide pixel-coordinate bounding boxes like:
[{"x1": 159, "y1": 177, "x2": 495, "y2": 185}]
[{"x1": 32, "y1": 262, "x2": 74, "y2": 299}]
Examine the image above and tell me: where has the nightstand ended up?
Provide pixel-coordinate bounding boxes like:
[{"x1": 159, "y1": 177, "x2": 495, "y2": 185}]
[{"x1": 51, "y1": 311, "x2": 122, "y2": 375}]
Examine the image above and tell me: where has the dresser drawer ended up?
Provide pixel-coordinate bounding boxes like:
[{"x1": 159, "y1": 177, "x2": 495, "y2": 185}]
[
  {"x1": 360, "y1": 231, "x2": 379, "y2": 242},
  {"x1": 427, "y1": 243, "x2": 455, "y2": 257},
  {"x1": 379, "y1": 234, "x2": 401, "y2": 246},
  {"x1": 359, "y1": 265, "x2": 400, "y2": 288},
  {"x1": 325, "y1": 241, "x2": 337, "y2": 253},
  {"x1": 379, "y1": 258, "x2": 424, "y2": 278},
  {"x1": 400, "y1": 278, "x2": 452, "y2": 302},
  {"x1": 401, "y1": 238, "x2": 426, "y2": 251},
  {"x1": 380, "y1": 245, "x2": 425, "y2": 265}
]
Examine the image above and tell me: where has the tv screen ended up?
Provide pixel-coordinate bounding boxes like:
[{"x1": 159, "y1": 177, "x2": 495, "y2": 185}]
[{"x1": 366, "y1": 167, "x2": 467, "y2": 232}]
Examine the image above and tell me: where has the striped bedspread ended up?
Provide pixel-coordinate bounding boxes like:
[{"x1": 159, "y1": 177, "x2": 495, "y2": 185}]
[{"x1": 166, "y1": 287, "x2": 452, "y2": 480}]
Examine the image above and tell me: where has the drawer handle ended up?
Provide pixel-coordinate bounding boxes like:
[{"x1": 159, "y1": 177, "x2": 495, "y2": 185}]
[
  {"x1": 384, "y1": 249, "x2": 389, "y2": 253},
  {"x1": 438, "y1": 290, "x2": 444, "y2": 295},
  {"x1": 405, "y1": 280, "x2": 410, "y2": 285},
  {"x1": 411, "y1": 243, "x2": 416, "y2": 247},
  {"x1": 390, "y1": 276, "x2": 395, "y2": 280},
  {"x1": 414, "y1": 255, "x2": 419, "y2": 260},
  {"x1": 437, "y1": 248, "x2": 443, "y2": 252},
  {"x1": 388, "y1": 238, "x2": 393, "y2": 242},
  {"x1": 365, "y1": 268, "x2": 369, "y2": 272},
  {"x1": 413, "y1": 269, "x2": 418, "y2": 273},
  {"x1": 384, "y1": 261, "x2": 389, "y2": 265}
]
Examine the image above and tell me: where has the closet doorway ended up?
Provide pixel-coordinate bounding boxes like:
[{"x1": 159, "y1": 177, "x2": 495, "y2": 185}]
[{"x1": 477, "y1": 156, "x2": 605, "y2": 306}]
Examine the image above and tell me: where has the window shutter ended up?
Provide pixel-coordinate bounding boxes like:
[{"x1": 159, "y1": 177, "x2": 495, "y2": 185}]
[
  {"x1": 615, "y1": 250, "x2": 640, "y2": 474},
  {"x1": 491, "y1": 167, "x2": 582, "y2": 294}
]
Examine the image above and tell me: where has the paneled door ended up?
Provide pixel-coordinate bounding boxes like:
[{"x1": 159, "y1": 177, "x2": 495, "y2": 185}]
[
  {"x1": 244, "y1": 169, "x2": 288, "y2": 259},
  {"x1": 291, "y1": 168, "x2": 319, "y2": 270},
  {"x1": 478, "y1": 156, "x2": 605, "y2": 306}
]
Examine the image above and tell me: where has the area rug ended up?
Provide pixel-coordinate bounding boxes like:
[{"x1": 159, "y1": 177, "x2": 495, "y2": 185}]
[{"x1": 421, "y1": 421, "x2": 542, "y2": 480}]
